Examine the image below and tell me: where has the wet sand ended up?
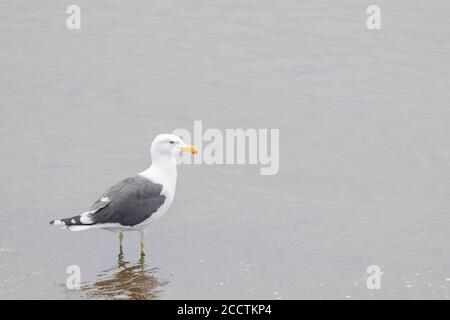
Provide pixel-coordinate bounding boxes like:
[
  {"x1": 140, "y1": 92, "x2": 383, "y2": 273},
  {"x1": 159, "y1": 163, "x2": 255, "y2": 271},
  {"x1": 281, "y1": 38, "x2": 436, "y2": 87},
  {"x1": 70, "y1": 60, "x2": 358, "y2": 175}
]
[{"x1": 0, "y1": 1, "x2": 449, "y2": 299}]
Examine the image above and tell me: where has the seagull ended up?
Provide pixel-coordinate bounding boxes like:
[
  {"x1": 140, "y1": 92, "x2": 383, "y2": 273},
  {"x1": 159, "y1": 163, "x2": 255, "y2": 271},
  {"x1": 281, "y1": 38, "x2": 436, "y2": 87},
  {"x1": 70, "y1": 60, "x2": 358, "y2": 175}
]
[{"x1": 49, "y1": 134, "x2": 198, "y2": 255}]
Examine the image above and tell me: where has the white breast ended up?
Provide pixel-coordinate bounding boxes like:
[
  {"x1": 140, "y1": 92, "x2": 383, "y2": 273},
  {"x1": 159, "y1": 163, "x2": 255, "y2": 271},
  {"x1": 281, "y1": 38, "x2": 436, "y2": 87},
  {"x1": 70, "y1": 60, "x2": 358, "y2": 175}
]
[{"x1": 136, "y1": 162, "x2": 178, "y2": 227}]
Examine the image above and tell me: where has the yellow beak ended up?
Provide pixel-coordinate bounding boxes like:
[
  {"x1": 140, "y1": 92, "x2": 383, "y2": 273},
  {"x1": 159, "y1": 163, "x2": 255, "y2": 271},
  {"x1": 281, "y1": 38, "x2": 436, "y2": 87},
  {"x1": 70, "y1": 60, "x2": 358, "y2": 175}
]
[{"x1": 182, "y1": 145, "x2": 199, "y2": 155}]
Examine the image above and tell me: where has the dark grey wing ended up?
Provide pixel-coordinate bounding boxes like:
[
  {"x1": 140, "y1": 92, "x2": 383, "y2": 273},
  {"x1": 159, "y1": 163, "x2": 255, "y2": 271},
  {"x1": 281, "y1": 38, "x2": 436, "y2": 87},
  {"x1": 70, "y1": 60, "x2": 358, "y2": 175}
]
[{"x1": 88, "y1": 176, "x2": 166, "y2": 227}]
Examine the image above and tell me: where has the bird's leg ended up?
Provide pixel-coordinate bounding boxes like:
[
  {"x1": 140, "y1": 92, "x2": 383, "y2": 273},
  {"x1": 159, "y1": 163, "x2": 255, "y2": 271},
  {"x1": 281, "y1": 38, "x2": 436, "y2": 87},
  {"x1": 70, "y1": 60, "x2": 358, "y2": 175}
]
[
  {"x1": 118, "y1": 232, "x2": 124, "y2": 257},
  {"x1": 138, "y1": 253, "x2": 145, "y2": 271},
  {"x1": 119, "y1": 231, "x2": 124, "y2": 246},
  {"x1": 140, "y1": 230, "x2": 146, "y2": 257}
]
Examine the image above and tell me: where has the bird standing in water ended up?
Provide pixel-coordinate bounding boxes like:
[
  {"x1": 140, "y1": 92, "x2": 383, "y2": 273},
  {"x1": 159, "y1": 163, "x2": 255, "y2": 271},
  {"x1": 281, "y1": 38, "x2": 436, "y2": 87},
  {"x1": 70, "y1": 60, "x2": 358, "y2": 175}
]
[{"x1": 50, "y1": 134, "x2": 198, "y2": 256}]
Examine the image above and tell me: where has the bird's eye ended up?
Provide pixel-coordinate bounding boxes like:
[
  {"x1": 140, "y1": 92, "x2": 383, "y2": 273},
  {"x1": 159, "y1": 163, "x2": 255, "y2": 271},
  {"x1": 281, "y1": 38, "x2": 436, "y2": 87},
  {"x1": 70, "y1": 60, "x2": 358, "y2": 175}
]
[{"x1": 169, "y1": 140, "x2": 175, "y2": 144}]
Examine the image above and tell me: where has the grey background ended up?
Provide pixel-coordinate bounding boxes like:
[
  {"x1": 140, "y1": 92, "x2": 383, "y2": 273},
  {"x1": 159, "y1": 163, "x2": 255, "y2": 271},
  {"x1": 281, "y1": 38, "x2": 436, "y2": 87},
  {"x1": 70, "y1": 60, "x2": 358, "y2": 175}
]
[{"x1": 0, "y1": 0, "x2": 449, "y2": 299}]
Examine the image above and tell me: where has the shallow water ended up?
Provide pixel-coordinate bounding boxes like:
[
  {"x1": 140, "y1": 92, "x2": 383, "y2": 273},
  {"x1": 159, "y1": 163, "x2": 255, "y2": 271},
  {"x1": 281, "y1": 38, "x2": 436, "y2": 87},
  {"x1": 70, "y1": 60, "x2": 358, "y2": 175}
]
[{"x1": 0, "y1": 0, "x2": 449, "y2": 299}]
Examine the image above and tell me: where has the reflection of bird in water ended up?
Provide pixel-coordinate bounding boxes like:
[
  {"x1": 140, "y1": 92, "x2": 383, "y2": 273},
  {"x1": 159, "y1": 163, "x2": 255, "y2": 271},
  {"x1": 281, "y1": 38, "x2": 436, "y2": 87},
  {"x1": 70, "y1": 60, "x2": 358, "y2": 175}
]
[
  {"x1": 50, "y1": 134, "x2": 198, "y2": 255},
  {"x1": 82, "y1": 254, "x2": 169, "y2": 300}
]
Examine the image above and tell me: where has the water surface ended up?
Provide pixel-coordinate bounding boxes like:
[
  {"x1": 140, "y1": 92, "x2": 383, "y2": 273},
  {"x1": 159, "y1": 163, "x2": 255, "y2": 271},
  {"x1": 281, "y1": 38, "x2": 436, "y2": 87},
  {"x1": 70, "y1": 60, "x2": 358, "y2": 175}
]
[{"x1": 0, "y1": 0, "x2": 449, "y2": 299}]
